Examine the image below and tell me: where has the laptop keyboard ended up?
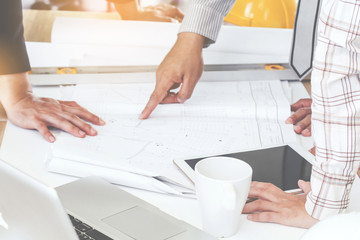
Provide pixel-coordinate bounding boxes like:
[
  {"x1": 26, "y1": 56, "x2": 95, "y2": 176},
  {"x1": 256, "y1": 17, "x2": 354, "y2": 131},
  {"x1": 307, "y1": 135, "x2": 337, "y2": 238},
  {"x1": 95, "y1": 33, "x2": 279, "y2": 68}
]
[{"x1": 69, "y1": 214, "x2": 113, "y2": 240}]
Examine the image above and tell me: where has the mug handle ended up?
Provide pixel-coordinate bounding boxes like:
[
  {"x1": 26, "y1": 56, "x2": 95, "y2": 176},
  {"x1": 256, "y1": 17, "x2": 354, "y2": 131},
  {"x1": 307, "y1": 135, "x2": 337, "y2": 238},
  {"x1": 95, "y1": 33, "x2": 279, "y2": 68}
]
[{"x1": 221, "y1": 183, "x2": 237, "y2": 211}]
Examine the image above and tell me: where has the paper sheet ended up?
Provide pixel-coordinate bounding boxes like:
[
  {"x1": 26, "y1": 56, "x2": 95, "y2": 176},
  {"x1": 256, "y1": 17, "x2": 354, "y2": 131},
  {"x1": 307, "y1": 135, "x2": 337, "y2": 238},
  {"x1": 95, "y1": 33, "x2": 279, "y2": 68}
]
[{"x1": 50, "y1": 80, "x2": 296, "y2": 189}]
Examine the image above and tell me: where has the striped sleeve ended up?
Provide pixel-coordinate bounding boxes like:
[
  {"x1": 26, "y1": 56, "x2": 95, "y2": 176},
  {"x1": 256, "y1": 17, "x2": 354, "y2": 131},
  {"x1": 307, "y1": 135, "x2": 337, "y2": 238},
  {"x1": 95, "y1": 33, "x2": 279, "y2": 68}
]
[
  {"x1": 179, "y1": 0, "x2": 236, "y2": 47},
  {"x1": 306, "y1": 0, "x2": 360, "y2": 220}
]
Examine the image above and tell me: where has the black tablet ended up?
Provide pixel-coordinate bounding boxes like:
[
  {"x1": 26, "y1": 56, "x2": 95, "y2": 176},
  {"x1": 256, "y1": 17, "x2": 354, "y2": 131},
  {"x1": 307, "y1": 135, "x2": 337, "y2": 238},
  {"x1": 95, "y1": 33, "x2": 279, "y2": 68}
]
[{"x1": 174, "y1": 143, "x2": 314, "y2": 192}]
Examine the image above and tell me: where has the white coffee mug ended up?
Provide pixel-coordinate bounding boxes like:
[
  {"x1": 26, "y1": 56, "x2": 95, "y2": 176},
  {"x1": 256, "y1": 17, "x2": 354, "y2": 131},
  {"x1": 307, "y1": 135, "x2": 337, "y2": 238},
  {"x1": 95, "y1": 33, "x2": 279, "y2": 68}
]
[{"x1": 195, "y1": 157, "x2": 252, "y2": 238}]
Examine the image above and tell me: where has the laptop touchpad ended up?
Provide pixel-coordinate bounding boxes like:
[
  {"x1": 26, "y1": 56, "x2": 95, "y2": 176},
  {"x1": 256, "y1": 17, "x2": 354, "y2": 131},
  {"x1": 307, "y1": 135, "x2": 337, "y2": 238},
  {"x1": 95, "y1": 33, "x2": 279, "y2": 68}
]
[{"x1": 102, "y1": 206, "x2": 186, "y2": 240}]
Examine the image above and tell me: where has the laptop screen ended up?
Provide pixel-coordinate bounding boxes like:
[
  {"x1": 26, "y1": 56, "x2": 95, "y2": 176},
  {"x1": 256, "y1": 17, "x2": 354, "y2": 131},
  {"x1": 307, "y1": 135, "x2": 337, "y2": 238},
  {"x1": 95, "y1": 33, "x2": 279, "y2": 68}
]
[{"x1": 290, "y1": 0, "x2": 322, "y2": 80}]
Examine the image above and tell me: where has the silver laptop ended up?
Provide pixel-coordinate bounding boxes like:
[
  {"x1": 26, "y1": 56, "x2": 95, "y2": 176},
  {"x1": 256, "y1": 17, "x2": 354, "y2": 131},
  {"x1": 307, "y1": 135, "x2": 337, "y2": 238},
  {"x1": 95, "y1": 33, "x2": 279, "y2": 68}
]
[{"x1": 0, "y1": 159, "x2": 215, "y2": 240}]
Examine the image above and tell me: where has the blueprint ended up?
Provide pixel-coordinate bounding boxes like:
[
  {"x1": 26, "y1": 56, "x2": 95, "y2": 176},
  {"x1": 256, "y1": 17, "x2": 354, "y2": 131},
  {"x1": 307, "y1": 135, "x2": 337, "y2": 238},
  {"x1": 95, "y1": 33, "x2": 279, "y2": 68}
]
[{"x1": 50, "y1": 80, "x2": 296, "y2": 189}]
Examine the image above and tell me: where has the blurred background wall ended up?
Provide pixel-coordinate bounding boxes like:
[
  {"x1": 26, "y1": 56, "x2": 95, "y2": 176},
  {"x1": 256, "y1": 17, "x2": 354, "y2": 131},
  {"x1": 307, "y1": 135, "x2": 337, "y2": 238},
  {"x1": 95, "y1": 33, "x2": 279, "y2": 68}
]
[{"x1": 21, "y1": 0, "x2": 188, "y2": 12}]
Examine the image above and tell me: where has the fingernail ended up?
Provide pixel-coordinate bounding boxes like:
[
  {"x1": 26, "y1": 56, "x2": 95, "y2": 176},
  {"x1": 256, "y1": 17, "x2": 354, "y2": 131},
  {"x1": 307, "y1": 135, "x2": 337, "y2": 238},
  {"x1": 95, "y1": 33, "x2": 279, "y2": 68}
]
[
  {"x1": 139, "y1": 113, "x2": 146, "y2": 120},
  {"x1": 247, "y1": 215, "x2": 253, "y2": 220},
  {"x1": 49, "y1": 136, "x2": 56, "y2": 142},
  {"x1": 99, "y1": 119, "x2": 106, "y2": 125},
  {"x1": 176, "y1": 97, "x2": 185, "y2": 103},
  {"x1": 303, "y1": 129, "x2": 309, "y2": 134},
  {"x1": 90, "y1": 128, "x2": 97, "y2": 135},
  {"x1": 285, "y1": 118, "x2": 292, "y2": 124},
  {"x1": 79, "y1": 130, "x2": 86, "y2": 136},
  {"x1": 294, "y1": 126, "x2": 301, "y2": 131}
]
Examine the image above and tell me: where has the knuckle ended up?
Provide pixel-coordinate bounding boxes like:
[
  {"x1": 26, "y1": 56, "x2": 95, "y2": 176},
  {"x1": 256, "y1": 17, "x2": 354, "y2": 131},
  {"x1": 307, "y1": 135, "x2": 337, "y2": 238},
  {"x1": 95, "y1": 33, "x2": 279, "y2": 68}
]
[
  {"x1": 83, "y1": 123, "x2": 92, "y2": 132},
  {"x1": 261, "y1": 213, "x2": 273, "y2": 222},
  {"x1": 258, "y1": 200, "x2": 266, "y2": 208},
  {"x1": 178, "y1": 92, "x2": 191, "y2": 100},
  {"x1": 28, "y1": 114, "x2": 39, "y2": 123},
  {"x1": 298, "y1": 122, "x2": 305, "y2": 129},
  {"x1": 34, "y1": 120, "x2": 45, "y2": 130},
  {"x1": 59, "y1": 118, "x2": 69, "y2": 126},
  {"x1": 150, "y1": 92, "x2": 158, "y2": 99},
  {"x1": 89, "y1": 115, "x2": 99, "y2": 122},
  {"x1": 150, "y1": 92, "x2": 162, "y2": 101},
  {"x1": 46, "y1": 98, "x2": 58, "y2": 104},
  {"x1": 298, "y1": 108, "x2": 307, "y2": 114},
  {"x1": 251, "y1": 181, "x2": 261, "y2": 188},
  {"x1": 251, "y1": 182, "x2": 271, "y2": 195},
  {"x1": 260, "y1": 183, "x2": 273, "y2": 193},
  {"x1": 69, "y1": 114, "x2": 78, "y2": 121},
  {"x1": 69, "y1": 125, "x2": 79, "y2": 133},
  {"x1": 262, "y1": 182, "x2": 272, "y2": 189}
]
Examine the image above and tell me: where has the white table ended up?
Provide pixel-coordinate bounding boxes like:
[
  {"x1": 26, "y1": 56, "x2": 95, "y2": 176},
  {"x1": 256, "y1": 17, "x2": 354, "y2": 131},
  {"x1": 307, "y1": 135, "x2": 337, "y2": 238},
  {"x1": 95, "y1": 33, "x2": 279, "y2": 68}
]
[{"x1": 0, "y1": 80, "x2": 358, "y2": 240}]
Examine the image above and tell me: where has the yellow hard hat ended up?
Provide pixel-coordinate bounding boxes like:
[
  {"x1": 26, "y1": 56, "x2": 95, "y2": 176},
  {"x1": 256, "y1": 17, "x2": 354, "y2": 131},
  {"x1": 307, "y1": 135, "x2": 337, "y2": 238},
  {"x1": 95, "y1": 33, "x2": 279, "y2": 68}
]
[{"x1": 224, "y1": 0, "x2": 297, "y2": 28}]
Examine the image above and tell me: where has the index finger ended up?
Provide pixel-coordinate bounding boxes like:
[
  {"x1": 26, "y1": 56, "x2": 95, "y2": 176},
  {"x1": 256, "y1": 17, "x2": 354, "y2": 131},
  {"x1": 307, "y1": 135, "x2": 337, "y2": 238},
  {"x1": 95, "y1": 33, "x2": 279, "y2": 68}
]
[{"x1": 139, "y1": 81, "x2": 174, "y2": 119}]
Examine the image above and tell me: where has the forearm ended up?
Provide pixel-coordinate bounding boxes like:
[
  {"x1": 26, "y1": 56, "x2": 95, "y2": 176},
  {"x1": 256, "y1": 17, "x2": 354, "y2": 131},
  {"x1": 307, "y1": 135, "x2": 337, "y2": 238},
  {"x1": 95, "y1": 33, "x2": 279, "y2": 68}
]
[
  {"x1": 175, "y1": 32, "x2": 205, "y2": 54},
  {"x1": 179, "y1": 0, "x2": 236, "y2": 47},
  {"x1": 112, "y1": 0, "x2": 139, "y2": 20},
  {"x1": 0, "y1": 73, "x2": 32, "y2": 110}
]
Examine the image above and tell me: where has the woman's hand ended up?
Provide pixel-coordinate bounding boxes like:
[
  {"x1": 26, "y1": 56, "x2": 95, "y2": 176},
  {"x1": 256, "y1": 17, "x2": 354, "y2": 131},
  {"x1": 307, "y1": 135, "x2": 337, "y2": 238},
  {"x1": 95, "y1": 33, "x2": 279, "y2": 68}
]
[{"x1": 0, "y1": 73, "x2": 105, "y2": 142}]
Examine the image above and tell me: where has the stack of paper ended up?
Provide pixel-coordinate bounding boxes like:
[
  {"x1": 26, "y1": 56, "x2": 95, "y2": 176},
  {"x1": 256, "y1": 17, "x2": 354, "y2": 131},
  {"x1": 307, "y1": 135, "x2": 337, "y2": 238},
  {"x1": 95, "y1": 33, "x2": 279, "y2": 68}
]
[{"x1": 47, "y1": 80, "x2": 296, "y2": 196}]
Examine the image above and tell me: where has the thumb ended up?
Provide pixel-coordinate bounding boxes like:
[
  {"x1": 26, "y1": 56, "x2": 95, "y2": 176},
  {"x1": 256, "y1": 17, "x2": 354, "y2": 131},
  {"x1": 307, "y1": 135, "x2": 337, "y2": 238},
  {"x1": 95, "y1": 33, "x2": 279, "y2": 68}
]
[{"x1": 298, "y1": 180, "x2": 311, "y2": 194}]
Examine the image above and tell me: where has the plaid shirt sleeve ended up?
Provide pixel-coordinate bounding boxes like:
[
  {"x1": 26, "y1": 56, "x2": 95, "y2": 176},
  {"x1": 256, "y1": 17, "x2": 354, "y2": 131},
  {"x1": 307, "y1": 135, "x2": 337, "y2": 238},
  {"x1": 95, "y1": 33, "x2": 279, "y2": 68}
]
[
  {"x1": 307, "y1": 0, "x2": 360, "y2": 220},
  {"x1": 179, "y1": 0, "x2": 236, "y2": 47}
]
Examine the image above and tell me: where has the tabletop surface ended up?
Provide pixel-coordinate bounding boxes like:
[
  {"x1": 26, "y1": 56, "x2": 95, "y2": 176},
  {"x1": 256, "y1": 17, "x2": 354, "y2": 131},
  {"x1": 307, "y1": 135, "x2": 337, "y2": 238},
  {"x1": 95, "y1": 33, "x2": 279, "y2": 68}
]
[
  {"x1": 0, "y1": 81, "x2": 320, "y2": 240},
  {"x1": 2, "y1": 10, "x2": 350, "y2": 240}
]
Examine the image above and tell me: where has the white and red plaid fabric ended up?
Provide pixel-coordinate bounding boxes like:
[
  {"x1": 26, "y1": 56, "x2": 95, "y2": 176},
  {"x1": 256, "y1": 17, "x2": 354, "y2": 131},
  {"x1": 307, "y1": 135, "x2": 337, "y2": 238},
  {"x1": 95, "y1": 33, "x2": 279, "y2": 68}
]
[{"x1": 308, "y1": 0, "x2": 360, "y2": 219}]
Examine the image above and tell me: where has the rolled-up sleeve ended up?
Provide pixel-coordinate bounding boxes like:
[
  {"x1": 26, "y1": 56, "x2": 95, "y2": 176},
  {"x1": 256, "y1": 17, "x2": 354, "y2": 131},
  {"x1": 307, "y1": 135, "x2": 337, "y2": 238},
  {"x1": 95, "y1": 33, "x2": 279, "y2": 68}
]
[
  {"x1": 0, "y1": 0, "x2": 31, "y2": 75},
  {"x1": 179, "y1": 0, "x2": 236, "y2": 47}
]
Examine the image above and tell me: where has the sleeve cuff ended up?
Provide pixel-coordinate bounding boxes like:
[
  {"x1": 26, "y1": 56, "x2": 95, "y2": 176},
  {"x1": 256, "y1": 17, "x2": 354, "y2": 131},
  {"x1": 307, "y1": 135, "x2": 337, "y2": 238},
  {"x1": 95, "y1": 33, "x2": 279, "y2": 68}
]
[
  {"x1": 0, "y1": 39, "x2": 31, "y2": 75},
  {"x1": 179, "y1": 4, "x2": 225, "y2": 48},
  {"x1": 305, "y1": 167, "x2": 355, "y2": 220}
]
